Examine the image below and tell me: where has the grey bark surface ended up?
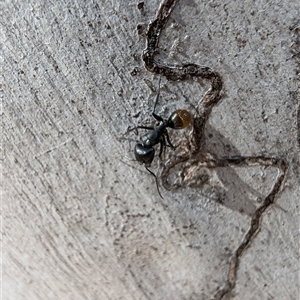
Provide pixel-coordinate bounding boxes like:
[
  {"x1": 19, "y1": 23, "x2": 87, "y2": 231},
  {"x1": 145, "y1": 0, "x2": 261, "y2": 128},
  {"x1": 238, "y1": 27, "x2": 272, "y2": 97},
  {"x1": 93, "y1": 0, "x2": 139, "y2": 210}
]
[{"x1": 2, "y1": 1, "x2": 299, "y2": 300}]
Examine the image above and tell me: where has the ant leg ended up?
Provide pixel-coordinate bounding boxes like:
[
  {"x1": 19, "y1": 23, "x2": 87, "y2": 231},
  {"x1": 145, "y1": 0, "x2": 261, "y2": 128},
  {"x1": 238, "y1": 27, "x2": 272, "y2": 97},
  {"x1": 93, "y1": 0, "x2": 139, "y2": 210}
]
[
  {"x1": 158, "y1": 139, "x2": 165, "y2": 158},
  {"x1": 165, "y1": 130, "x2": 175, "y2": 149},
  {"x1": 117, "y1": 126, "x2": 140, "y2": 142},
  {"x1": 117, "y1": 125, "x2": 154, "y2": 141},
  {"x1": 137, "y1": 125, "x2": 155, "y2": 130},
  {"x1": 145, "y1": 166, "x2": 164, "y2": 199},
  {"x1": 152, "y1": 112, "x2": 164, "y2": 123}
]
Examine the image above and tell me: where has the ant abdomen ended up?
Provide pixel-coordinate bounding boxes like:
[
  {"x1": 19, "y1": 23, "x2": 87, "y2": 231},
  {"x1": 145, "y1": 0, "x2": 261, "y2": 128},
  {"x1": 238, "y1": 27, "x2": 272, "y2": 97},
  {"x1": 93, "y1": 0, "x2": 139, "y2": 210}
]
[{"x1": 167, "y1": 109, "x2": 192, "y2": 129}]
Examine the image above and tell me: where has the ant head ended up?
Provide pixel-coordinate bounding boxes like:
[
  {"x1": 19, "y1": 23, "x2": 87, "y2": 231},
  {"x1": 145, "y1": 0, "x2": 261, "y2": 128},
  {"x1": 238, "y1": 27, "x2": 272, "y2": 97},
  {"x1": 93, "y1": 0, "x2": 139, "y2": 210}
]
[
  {"x1": 134, "y1": 143, "x2": 155, "y2": 167},
  {"x1": 167, "y1": 109, "x2": 192, "y2": 129}
]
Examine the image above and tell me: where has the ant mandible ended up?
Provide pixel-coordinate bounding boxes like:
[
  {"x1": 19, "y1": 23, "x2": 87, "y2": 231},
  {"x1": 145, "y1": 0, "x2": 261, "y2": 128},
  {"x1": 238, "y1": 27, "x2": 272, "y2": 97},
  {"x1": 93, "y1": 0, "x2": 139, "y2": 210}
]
[{"x1": 133, "y1": 78, "x2": 192, "y2": 198}]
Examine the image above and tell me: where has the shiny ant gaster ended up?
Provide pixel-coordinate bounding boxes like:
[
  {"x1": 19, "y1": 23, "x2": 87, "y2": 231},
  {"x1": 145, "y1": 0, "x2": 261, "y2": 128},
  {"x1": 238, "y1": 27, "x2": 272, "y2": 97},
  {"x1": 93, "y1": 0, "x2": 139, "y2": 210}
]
[{"x1": 132, "y1": 79, "x2": 192, "y2": 198}]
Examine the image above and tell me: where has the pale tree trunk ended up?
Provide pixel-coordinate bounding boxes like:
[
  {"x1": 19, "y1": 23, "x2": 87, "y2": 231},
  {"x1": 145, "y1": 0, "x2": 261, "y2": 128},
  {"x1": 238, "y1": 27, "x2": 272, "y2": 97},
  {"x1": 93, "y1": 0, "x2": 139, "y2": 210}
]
[{"x1": 2, "y1": 0, "x2": 299, "y2": 299}]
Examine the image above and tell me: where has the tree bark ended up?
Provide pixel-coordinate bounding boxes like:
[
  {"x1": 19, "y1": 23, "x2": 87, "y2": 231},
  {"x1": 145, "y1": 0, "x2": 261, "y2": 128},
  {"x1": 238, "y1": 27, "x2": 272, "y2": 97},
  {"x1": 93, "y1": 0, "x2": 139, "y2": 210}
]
[{"x1": 2, "y1": 0, "x2": 299, "y2": 299}]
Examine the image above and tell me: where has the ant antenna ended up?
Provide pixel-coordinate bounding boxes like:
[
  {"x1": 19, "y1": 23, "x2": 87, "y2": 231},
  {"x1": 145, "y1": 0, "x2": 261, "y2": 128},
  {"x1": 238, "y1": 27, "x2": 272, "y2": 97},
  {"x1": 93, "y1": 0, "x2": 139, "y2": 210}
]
[
  {"x1": 152, "y1": 76, "x2": 162, "y2": 115},
  {"x1": 145, "y1": 166, "x2": 164, "y2": 199}
]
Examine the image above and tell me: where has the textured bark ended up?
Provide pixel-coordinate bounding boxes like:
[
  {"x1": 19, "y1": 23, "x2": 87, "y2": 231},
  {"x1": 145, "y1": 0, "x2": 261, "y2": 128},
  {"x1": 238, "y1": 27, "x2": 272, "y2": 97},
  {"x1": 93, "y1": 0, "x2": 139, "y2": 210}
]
[{"x1": 2, "y1": 1, "x2": 299, "y2": 299}]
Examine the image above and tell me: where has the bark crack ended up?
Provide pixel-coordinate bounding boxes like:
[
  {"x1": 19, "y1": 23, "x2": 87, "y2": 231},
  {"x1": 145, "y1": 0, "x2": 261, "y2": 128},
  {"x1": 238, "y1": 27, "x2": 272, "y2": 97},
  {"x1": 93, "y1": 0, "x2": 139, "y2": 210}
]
[{"x1": 141, "y1": 1, "x2": 288, "y2": 298}]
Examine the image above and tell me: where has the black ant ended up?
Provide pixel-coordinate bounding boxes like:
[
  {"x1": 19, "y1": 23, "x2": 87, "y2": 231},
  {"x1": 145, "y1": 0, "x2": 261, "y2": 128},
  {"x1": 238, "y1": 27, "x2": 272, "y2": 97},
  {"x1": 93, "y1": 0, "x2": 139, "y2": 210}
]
[{"x1": 122, "y1": 78, "x2": 192, "y2": 198}]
